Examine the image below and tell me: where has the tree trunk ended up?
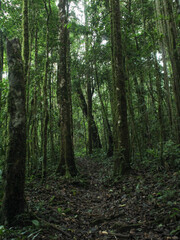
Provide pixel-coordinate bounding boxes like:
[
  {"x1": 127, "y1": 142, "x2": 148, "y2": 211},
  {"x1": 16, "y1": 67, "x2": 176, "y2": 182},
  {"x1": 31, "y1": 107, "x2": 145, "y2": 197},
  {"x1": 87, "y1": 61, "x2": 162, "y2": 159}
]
[
  {"x1": 84, "y1": 0, "x2": 93, "y2": 154},
  {"x1": 110, "y1": 0, "x2": 131, "y2": 175},
  {"x1": 42, "y1": 0, "x2": 51, "y2": 180},
  {"x1": 163, "y1": 0, "x2": 180, "y2": 143},
  {"x1": 75, "y1": 81, "x2": 102, "y2": 149},
  {"x1": 94, "y1": 57, "x2": 113, "y2": 157},
  {"x1": 0, "y1": 26, "x2": 3, "y2": 111},
  {"x1": 155, "y1": 0, "x2": 173, "y2": 131},
  {"x1": 57, "y1": 0, "x2": 77, "y2": 177},
  {"x1": 2, "y1": 39, "x2": 26, "y2": 226}
]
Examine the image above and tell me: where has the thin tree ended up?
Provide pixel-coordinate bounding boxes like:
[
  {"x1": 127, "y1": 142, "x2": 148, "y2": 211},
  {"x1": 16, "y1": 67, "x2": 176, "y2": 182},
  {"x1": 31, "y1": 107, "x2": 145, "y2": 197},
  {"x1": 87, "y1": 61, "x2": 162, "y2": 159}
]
[
  {"x1": 57, "y1": 0, "x2": 77, "y2": 176},
  {"x1": 42, "y1": 0, "x2": 51, "y2": 179},
  {"x1": 110, "y1": 0, "x2": 131, "y2": 175},
  {"x1": 0, "y1": 0, "x2": 3, "y2": 111}
]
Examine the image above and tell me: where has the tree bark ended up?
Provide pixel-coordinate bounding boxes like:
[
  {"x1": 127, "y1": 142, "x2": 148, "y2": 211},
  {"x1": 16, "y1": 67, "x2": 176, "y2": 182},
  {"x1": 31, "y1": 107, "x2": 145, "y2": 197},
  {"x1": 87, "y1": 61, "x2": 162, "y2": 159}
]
[
  {"x1": 2, "y1": 39, "x2": 26, "y2": 226},
  {"x1": 75, "y1": 81, "x2": 102, "y2": 149},
  {"x1": 42, "y1": 0, "x2": 51, "y2": 180},
  {"x1": 163, "y1": 0, "x2": 180, "y2": 143},
  {"x1": 57, "y1": 0, "x2": 77, "y2": 177},
  {"x1": 84, "y1": 0, "x2": 93, "y2": 154},
  {"x1": 110, "y1": 0, "x2": 131, "y2": 175}
]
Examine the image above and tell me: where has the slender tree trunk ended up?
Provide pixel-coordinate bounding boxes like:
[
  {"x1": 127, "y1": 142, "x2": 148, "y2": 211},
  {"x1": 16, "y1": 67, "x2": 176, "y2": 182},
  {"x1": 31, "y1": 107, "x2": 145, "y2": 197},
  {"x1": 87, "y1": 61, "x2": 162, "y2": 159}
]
[
  {"x1": 57, "y1": 0, "x2": 77, "y2": 176},
  {"x1": 110, "y1": 0, "x2": 131, "y2": 175},
  {"x1": 49, "y1": 62, "x2": 56, "y2": 162},
  {"x1": 84, "y1": 0, "x2": 93, "y2": 154},
  {"x1": 22, "y1": 0, "x2": 29, "y2": 81},
  {"x1": 42, "y1": 0, "x2": 51, "y2": 180},
  {"x1": 94, "y1": 55, "x2": 113, "y2": 157},
  {"x1": 154, "y1": 53, "x2": 165, "y2": 166},
  {"x1": 2, "y1": 39, "x2": 26, "y2": 226},
  {"x1": 0, "y1": 20, "x2": 3, "y2": 111},
  {"x1": 22, "y1": 0, "x2": 30, "y2": 174},
  {"x1": 32, "y1": 19, "x2": 39, "y2": 171},
  {"x1": 163, "y1": 0, "x2": 180, "y2": 142},
  {"x1": 75, "y1": 81, "x2": 102, "y2": 148},
  {"x1": 155, "y1": 0, "x2": 173, "y2": 131}
]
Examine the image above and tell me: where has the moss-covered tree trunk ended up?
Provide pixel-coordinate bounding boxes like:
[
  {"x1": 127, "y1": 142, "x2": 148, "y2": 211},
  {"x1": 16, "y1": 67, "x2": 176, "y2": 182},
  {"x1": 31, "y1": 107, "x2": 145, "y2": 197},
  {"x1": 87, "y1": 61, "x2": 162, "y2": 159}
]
[
  {"x1": 57, "y1": 0, "x2": 77, "y2": 177},
  {"x1": 0, "y1": 30, "x2": 3, "y2": 111},
  {"x1": 110, "y1": 0, "x2": 131, "y2": 175},
  {"x1": 1, "y1": 39, "x2": 26, "y2": 226},
  {"x1": 0, "y1": 0, "x2": 3, "y2": 111}
]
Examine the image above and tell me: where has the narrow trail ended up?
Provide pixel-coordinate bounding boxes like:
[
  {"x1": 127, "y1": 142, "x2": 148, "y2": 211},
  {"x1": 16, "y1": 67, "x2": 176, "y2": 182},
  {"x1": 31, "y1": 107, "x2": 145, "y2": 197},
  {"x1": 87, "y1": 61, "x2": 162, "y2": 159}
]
[{"x1": 26, "y1": 157, "x2": 180, "y2": 240}]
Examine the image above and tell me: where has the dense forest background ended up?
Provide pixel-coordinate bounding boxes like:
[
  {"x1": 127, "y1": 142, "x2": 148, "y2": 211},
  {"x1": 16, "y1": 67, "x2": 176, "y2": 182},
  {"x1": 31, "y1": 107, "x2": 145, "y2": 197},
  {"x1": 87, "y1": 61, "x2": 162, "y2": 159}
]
[
  {"x1": 0, "y1": 0, "x2": 180, "y2": 239},
  {"x1": 1, "y1": 0, "x2": 180, "y2": 175}
]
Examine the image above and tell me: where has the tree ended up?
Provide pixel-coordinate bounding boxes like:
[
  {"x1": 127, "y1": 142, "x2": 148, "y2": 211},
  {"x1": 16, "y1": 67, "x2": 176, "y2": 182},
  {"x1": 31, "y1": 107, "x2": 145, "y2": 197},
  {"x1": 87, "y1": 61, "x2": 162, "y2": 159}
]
[
  {"x1": 162, "y1": 0, "x2": 180, "y2": 143},
  {"x1": 75, "y1": 81, "x2": 102, "y2": 149},
  {"x1": 110, "y1": 0, "x2": 131, "y2": 175},
  {"x1": 0, "y1": 0, "x2": 3, "y2": 111},
  {"x1": 57, "y1": 0, "x2": 77, "y2": 176},
  {"x1": 1, "y1": 38, "x2": 26, "y2": 226},
  {"x1": 42, "y1": 0, "x2": 51, "y2": 179}
]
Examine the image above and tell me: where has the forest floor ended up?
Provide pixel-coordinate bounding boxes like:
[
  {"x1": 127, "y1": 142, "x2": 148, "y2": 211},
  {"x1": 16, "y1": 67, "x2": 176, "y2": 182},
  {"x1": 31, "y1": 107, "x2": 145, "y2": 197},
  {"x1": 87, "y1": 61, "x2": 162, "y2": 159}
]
[{"x1": 2, "y1": 155, "x2": 180, "y2": 240}]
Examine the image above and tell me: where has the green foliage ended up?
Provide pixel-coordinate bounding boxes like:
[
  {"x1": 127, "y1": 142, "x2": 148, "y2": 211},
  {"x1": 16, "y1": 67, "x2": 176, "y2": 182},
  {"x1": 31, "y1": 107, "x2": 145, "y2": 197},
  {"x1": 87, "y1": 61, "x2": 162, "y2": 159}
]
[
  {"x1": 170, "y1": 225, "x2": 180, "y2": 235},
  {"x1": 0, "y1": 225, "x2": 41, "y2": 240},
  {"x1": 32, "y1": 220, "x2": 40, "y2": 228},
  {"x1": 163, "y1": 140, "x2": 180, "y2": 168},
  {"x1": 140, "y1": 140, "x2": 180, "y2": 170}
]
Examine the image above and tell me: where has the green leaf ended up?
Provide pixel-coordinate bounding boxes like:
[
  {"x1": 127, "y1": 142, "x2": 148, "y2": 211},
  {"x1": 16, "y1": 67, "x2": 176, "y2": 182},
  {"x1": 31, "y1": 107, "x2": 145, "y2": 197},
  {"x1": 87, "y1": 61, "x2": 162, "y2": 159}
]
[
  {"x1": 57, "y1": 207, "x2": 62, "y2": 213},
  {"x1": 0, "y1": 225, "x2": 5, "y2": 235},
  {"x1": 170, "y1": 226, "x2": 180, "y2": 235},
  {"x1": 32, "y1": 220, "x2": 40, "y2": 227}
]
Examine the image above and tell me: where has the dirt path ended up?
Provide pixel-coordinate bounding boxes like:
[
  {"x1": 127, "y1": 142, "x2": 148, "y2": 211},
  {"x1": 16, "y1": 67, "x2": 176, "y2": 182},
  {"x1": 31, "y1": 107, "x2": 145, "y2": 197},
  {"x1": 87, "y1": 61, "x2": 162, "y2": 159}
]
[{"x1": 25, "y1": 157, "x2": 180, "y2": 240}]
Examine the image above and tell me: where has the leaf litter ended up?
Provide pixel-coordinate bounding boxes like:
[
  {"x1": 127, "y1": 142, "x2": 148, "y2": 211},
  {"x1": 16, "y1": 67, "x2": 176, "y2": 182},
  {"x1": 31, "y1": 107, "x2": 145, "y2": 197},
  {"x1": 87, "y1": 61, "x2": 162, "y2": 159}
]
[{"x1": 24, "y1": 157, "x2": 180, "y2": 240}]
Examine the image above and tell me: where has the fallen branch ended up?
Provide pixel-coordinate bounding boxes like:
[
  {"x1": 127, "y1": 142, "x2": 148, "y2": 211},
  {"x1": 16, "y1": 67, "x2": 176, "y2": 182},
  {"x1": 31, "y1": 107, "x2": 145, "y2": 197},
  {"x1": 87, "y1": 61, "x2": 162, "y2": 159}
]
[{"x1": 108, "y1": 232, "x2": 130, "y2": 239}]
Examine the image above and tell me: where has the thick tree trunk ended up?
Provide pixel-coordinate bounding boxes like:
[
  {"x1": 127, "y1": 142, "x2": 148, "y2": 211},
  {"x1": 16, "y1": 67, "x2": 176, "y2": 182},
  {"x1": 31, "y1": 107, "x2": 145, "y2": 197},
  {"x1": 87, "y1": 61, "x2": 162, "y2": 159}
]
[{"x1": 2, "y1": 39, "x2": 26, "y2": 226}]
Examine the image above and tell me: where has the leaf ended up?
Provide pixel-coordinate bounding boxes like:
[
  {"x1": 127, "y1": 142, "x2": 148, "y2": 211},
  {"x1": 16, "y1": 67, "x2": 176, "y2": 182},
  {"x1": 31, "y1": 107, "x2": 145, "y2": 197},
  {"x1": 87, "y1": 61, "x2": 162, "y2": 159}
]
[
  {"x1": 32, "y1": 220, "x2": 40, "y2": 227},
  {"x1": 49, "y1": 196, "x2": 55, "y2": 203},
  {"x1": 119, "y1": 204, "x2": 126, "y2": 207},
  {"x1": 170, "y1": 225, "x2": 180, "y2": 235},
  {"x1": 0, "y1": 225, "x2": 5, "y2": 235},
  {"x1": 57, "y1": 207, "x2": 63, "y2": 213}
]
